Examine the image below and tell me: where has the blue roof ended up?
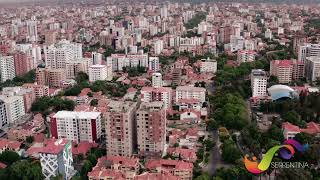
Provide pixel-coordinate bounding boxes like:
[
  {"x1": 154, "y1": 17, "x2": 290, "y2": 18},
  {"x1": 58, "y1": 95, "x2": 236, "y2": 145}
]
[{"x1": 267, "y1": 85, "x2": 296, "y2": 101}]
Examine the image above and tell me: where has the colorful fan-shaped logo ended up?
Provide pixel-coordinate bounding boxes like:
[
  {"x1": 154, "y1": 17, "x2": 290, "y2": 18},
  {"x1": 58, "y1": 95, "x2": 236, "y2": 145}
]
[{"x1": 244, "y1": 139, "x2": 309, "y2": 174}]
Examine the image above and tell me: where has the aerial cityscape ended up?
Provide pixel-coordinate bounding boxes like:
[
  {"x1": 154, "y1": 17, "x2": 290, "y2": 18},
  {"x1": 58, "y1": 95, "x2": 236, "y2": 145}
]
[{"x1": 0, "y1": 0, "x2": 319, "y2": 179}]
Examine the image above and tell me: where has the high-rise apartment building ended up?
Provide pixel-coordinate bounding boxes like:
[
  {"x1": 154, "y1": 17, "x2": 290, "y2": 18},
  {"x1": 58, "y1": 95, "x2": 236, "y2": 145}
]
[
  {"x1": 23, "y1": 83, "x2": 49, "y2": 98},
  {"x1": 136, "y1": 102, "x2": 166, "y2": 158},
  {"x1": 270, "y1": 60, "x2": 305, "y2": 83},
  {"x1": 2, "y1": 87, "x2": 35, "y2": 113},
  {"x1": 66, "y1": 58, "x2": 92, "y2": 79},
  {"x1": 148, "y1": 57, "x2": 160, "y2": 72},
  {"x1": 298, "y1": 43, "x2": 320, "y2": 62},
  {"x1": 26, "y1": 20, "x2": 38, "y2": 42},
  {"x1": 0, "y1": 100, "x2": 8, "y2": 130},
  {"x1": 50, "y1": 111, "x2": 102, "y2": 143},
  {"x1": 88, "y1": 65, "x2": 113, "y2": 82},
  {"x1": 105, "y1": 101, "x2": 138, "y2": 157},
  {"x1": 44, "y1": 39, "x2": 83, "y2": 69},
  {"x1": 154, "y1": 40, "x2": 164, "y2": 55},
  {"x1": 44, "y1": 45, "x2": 73, "y2": 69},
  {"x1": 13, "y1": 51, "x2": 34, "y2": 76},
  {"x1": 305, "y1": 56, "x2": 320, "y2": 81},
  {"x1": 251, "y1": 69, "x2": 268, "y2": 97},
  {"x1": 0, "y1": 95, "x2": 25, "y2": 124},
  {"x1": 47, "y1": 69, "x2": 67, "y2": 87},
  {"x1": 36, "y1": 68, "x2": 66, "y2": 87},
  {"x1": 141, "y1": 87, "x2": 172, "y2": 109},
  {"x1": 152, "y1": 73, "x2": 162, "y2": 88},
  {"x1": 237, "y1": 50, "x2": 256, "y2": 63},
  {"x1": 0, "y1": 56, "x2": 16, "y2": 82},
  {"x1": 92, "y1": 52, "x2": 102, "y2": 65}
]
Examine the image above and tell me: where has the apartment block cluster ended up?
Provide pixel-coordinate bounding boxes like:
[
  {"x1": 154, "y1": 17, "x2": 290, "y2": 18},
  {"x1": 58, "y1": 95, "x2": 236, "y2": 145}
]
[{"x1": 0, "y1": 86, "x2": 49, "y2": 130}]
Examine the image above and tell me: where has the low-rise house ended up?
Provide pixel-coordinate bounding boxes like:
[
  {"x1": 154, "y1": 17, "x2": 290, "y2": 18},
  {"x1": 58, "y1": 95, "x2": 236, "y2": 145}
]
[{"x1": 145, "y1": 159, "x2": 193, "y2": 180}]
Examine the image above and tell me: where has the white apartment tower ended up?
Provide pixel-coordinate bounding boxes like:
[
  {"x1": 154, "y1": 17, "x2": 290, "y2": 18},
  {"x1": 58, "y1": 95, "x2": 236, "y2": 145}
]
[
  {"x1": 44, "y1": 40, "x2": 83, "y2": 69},
  {"x1": 0, "y1": 100, "x2": 8, "y2": 130},
  {"x1": 305, "y1": 56, "x2": 320, "y2": 81},
  {"x1": 265, "y1": 29, "x2": 272, "y2": 40},
  {"x1": 251, "y1": 69, "x2": 268, "y2": 97},
  {"x1": 148, "y1": 57, "x2": 160, "y2": 72},
  {"x1": 44, "y1": 46, "x2": 73, "y2": 69},
  {"x1": 154, "y1": 40, "x2": 164, "y2": 55},
  {"x1": 51, "y1": 111, "x2": 102, "y2": 143},
  {"x1": 88, "y1": 65, "x2": 113, "y2": 82},
  {"x1": 298, "y1": 43, "x2": 320, "y2": 62},
  {"x1": 92, "y1": 52, "x2": 103, "y2": 65},
  {"x1": 0, "y1": 56, "x2": 16, "y2": 82},
  {"x1": 152, "y1": 73, "x2": 163, "y2": 88},
  {"x1": 26, "y1": 20, "x2": 38, "y2": 42},
  {"x1": 0, "y1": 95, "x2": 25, "y2": 124}
]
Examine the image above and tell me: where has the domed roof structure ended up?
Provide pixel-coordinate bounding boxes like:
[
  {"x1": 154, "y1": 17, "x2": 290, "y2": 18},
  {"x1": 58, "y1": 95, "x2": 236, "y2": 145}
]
[{"x1": 267, "y1": 85, "x2": 297, "y2": 100}]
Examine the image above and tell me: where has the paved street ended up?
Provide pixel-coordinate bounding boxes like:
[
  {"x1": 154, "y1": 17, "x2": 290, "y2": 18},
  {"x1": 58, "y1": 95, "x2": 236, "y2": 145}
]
[{"x1": 207, "y1": 130, "x2": 231, "y2": 175}]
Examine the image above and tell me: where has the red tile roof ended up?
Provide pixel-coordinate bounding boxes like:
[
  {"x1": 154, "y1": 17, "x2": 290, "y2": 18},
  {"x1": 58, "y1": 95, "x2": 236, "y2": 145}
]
[
  {"x1": 134, "y1": 172, "x2": 180, "y2": 180},
  {"x1": 301, "y1": 122, "x2": 320, "y2": 134},
  {"x1": 282, "y1": 122, "x2": 300, "y2": 132},
  {"x1": 0, "y1": 139, "x2": 21, "y2": 150},
  {"x1": 145, "y1": 159, "x2": 193, "y2": 171},
  {"x1": 27, "y1": 138, "x2": 69, "y2": 155},
  {"x1": 167, "y1": 148, "x2": 197, "y2": 162},
  {"x1": 96, "y1": 156, "x2": 139, "y2": 168},
  {"x1": 72, "y1": 141, "x2": 97, "y2": 156},
  {"x1": 88, "y1": 169, "x2": 125, "y2": 180},
  {"x1": 282, "y1": 122, "x2": 320, "y2": 135},
  {"x1": 0, "y1": 162, "x2": 7, "y2": 169},
  {"x1": 79, "y1": 88, "x2": 92, "y2": 96}
]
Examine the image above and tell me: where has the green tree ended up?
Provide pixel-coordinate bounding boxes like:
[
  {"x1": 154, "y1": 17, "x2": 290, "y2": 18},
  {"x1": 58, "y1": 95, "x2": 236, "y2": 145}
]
[
  {"x1": 87, "y1": 153, "x2": 97, "y2": 166},
  {"x1": 221, "y1": 140, "x2": 241, "y2": 163},
  {"x1": 0, "y1": 151, "x2": 20, "y2": 165},
  {"x1": 277, "y1": 168, "x2": 313, "y2": 180},
  {"x1": 26, "y1": 136, "x2": 34, "y2": 144},
  {"x1": 90, "y1": 99, "x2": 98, "y2": 106},
  {"x1": 282, "y1": 110, "x2": 303, "y2": 126},
  {"x1": 195, "y1": 172, "x2": 211, "y2": 180},
  {"x1": 184, "y1": 12, "x2": 207, "y2": 29},
  {"x1": 64, "y1": 85, "x2": 82, "y2": 96},
  {"x1": 207, "y1": 119, "x2": 218, "y2": 131},
  {"x1": 294, "y1": 133, "x2": 313, "y2": 144},
  {"x1": 204, "y1": 139, "x2": 215, "y2": 151},
  {"x1": 75, "y1": 72, "x2": 89, "y2": 84},
  {"x1": 9, "y1": 160, "x2": 44, "y2": 180},
  {"x1": 80, "y1": 160, "x2": 93, "y2": 180},
  {"x1": 87, "y1": 92, "x2": 93, "y2": 97}
]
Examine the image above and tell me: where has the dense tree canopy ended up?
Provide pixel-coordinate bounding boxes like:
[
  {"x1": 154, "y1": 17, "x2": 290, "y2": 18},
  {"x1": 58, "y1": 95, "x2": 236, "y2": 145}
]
[
  {"x1": 0, "y1": 151, "x2": 20, "y2": 165},
  {"x1": 184, "y1": 12, "x2": 207, "y2": 29},
  {"x1": 31, "y1": 96, "x2": 75, "y2": 114},
  {"x1": 211, "y1": 93, "x2": 248, "y2": 130},
  {"x1": 0, "y1": 160, "x2": 44, "y2": 180},
  {"x1": 0, "y1": 70, "x2": 35, "y2": 90}
]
